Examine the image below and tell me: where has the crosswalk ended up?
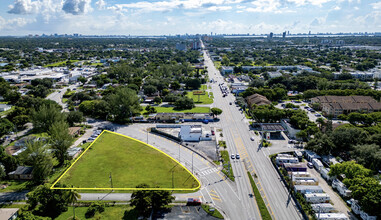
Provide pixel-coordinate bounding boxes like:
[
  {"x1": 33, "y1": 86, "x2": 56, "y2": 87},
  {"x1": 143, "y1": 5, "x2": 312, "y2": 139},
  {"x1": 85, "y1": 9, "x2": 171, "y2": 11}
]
[{"x1": 199, "y1": 167, "x2": 219, "y2": 176}]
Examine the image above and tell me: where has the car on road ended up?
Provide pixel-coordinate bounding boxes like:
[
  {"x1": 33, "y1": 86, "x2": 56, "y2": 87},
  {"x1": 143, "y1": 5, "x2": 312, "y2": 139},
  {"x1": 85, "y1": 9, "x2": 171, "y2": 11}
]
[
  {"x1": 236, "y1": 154, "x2": 240, "y2": 159},
  {"x1": 250, "y1": 136, "x2": 255, "y2": 141},
  {"x1": 229, "y1": 102, "x2": 232, "y2": 105},
  {"x1": 231, "y1": 154, "x2": 235, "y2": 159},
  {"x1": 288, "y1": 139, "x2": 295, "y2": 144},
  {"x1": 309, "y1": 109, "x2": 316, "y2": 112},
  {"x1": 307, "y1": 162, "x2": 313, "y2": 168},
  {"x1": 315, "y1": 113, "x2": 322, "y2": 117},
  {"x1": 211, "y1": 130, "x2": 215, "y2": 135},
  {"x1": 187, "y1": 198, "x2": 201, "y2": 206},
  {"x1": 304, "y1": 106, "x2": 309, "y2": 109}
]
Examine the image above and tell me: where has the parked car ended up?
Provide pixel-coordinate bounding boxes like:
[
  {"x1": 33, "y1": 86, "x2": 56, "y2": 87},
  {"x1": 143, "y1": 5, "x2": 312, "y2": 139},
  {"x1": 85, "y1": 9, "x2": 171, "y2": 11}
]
[
  {"x1": 211, "y1": 130, "x2": 215, "y2": 135},
  {"x1": 187, "y1": 198, "x2": 201, "y2": 206},
  {"x1": 315, "y1": 113, "x2": 321, "y2": 117},
  {"x1": 307, "y1": 162, "x2": 313, "y2": 168},
  {"x1": 250, "y1": 136, "x2": 255, "y2": 141}
]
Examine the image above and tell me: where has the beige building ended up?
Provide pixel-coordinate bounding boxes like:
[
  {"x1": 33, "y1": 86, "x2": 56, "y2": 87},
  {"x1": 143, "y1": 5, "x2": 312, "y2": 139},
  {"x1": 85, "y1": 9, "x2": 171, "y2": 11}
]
[
  {"x1": 246, "y1": 93, "x2": 272, "y2": 108},
  {"x1": 311, "y1": 96, "x2": 381, "y2": 117}
]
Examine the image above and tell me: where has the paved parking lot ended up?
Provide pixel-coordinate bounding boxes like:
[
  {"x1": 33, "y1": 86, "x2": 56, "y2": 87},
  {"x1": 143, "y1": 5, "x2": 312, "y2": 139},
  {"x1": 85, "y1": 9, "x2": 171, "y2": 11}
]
[{"x1": 157, "y1": 205, "x2": 220, "y2": 220}]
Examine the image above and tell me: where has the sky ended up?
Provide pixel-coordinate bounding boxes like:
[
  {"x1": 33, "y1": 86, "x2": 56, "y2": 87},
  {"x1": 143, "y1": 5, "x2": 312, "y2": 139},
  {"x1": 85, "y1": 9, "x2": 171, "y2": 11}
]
[{"x1": 0, "y1": 0, "x2": 380, "y2": 36}]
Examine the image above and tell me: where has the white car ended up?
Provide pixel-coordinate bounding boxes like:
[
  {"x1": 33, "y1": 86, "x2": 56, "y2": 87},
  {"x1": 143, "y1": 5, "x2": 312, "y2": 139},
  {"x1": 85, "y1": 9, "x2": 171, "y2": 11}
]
[
  {"x1": 250, "y1": 137, "x2": 255, "y2": 141},
  {"x1": 231, "y1": 154, "x2": 235, "y2": 159},
  {"x1": 236, "y1": 154, "x2": 240, "y2": 159}
]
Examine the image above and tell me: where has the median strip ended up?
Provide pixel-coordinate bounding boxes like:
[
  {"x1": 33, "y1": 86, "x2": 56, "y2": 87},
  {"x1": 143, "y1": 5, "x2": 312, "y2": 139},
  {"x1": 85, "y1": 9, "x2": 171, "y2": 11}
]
[{"x1": 247, "y1": 172, "x2": 272, "y2": 220}]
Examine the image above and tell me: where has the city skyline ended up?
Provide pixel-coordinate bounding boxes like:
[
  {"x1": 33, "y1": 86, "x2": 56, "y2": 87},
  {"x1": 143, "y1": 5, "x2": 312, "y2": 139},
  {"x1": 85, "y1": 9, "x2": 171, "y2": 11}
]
[{"x1": 0, "y1": 0, "x2": 380, "y2": 36}]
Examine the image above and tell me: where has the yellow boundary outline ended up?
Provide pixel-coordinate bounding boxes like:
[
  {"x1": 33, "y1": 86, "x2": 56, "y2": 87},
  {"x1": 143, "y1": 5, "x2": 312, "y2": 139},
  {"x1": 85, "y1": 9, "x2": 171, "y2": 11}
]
[{"x1": 51, "y1": 130, "x2": 201, "y2": 191}]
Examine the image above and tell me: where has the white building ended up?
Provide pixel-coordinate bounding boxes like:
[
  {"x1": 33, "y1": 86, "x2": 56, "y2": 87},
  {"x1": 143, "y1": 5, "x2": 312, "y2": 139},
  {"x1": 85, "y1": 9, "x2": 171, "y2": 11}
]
[
  {"x1": 294, "y1": 185, "x2": 324, "y2": 194},
  {"x1": 304, "y1": 193, "x2": 330, "y2": 203},
  {"x1": 320, "y1": 168, "x2": 333, "y2": 182},
  {"x1": 315, "y1": 213, "x2": 348, "y2": 220},
  {"x1": 221, "y1": 66, "x2": 234, "y2": 75},
  {"x1": 291, "y1": 172, "x2": 310, "y2": 177},
  {"x1": 311, "y1": 203, "x2": 335, "y2": 213},
  {"x1": 351, "y1": 199, "x2": 377, "y2": 220},
  {"x1": 0, "y1": 104, "x2": 12, "y2": 112},
  {"x1": 276, "y1": 156, "x2": 299, "y2": 166},
  {"x1": 179, "y1": 125, "x2": 202, "y2": 142},
  {"x1": 292, "y1": 176, "x2": 319, "y2": 186},
  {"x1": 332, "y1": 179, "x2": 352, "y2": 197},
  {"x1": 312, "y1": 158, "x2": 324, "y2": 172}
]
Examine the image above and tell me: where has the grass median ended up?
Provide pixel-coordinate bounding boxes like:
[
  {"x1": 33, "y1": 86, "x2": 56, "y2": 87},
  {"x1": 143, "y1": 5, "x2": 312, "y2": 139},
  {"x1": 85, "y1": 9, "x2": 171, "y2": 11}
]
[
  {"x1": 220, "y1": 150, "x2": 234, "y2": 181},
  {"x1": 247, "y1": 172, "x2": 272, "y2": 220}
]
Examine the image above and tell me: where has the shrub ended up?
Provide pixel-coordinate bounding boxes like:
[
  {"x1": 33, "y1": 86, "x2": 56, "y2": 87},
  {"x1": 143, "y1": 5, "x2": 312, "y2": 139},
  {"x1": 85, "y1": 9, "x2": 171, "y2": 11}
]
[{"x1": 85, "y1": 202, "x2": 105, "y2": 218}]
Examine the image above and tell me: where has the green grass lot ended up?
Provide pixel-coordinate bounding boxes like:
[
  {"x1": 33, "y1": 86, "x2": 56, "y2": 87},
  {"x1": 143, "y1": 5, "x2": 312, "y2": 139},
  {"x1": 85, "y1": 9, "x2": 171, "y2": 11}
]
[
  {"x1": 220, "y1": 151, "x2": 235, "y2": 181},
  {"x1": 44, "y1": 60, "x2": 80, "y2": 67},
  {"x1": 142, "y1": 106, "x2": 211, "y2": 114},
  {"x1": 0, "y1": 180, "x2": 33, "y2": 193},
  {"x1": 55, "y1": 205, "x2": 137, "y2": 220},
  {"x1": 56, "y1": 132, "x2": 199, "y2": 190},
  {"x1": 187, "y1": 92, "x2": 213, "y2": 104}
]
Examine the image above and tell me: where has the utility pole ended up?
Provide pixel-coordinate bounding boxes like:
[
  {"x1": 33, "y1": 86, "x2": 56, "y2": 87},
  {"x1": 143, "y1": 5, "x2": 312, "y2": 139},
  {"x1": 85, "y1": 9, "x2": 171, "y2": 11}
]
[
  {"x1": 178, "y1": 145, "x2": 181, "y2": 162},
  {"x1": 109, "y1": 172, "x2": 113, "y2": 189},
  {"x1": 146, "y1": 129, "x2": 148, "y2": 144}
]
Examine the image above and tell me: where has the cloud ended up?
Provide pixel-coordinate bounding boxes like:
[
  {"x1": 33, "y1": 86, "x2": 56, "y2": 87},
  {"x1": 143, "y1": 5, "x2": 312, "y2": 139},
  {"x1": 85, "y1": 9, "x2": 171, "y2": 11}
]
[
  {"x1": 96, "y1": 0, "x2": 106, "y2": 10},
  {"x1": 371, "y1": 2, "x2": 381, "y2": 10},
  {"x1": 207, "y1": 6, "x2": 232, "y2": 11},
  {"x1": 310, "y1": 17, "x2": 325, "y2": 26},
  {"x1": 62, "y1": 0, "x2": 92, "y2": 15},
  {"x1": 8, "y1": 0, "x2": 40, "y2": 14},
  {"x1": 0, "y1": 15, "x2": 36, "y2": 31}
]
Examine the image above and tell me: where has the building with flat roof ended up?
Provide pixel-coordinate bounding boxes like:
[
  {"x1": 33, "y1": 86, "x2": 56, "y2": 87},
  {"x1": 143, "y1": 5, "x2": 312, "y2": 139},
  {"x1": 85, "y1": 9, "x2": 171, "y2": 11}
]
[{"x1": 315, "y1": 213, "x2": 348, "y2": 220}]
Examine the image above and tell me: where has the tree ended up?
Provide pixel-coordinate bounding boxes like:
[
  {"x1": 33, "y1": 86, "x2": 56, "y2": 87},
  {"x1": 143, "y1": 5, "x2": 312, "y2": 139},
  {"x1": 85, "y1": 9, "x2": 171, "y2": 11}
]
[
  {"x1": 185, "y1": 78, "x2": 201, "y2": 90},
  {"x1": 64, "y1": 188, "x2": 81, "y2": 219},
  {"x1": 329, "y1": 161, "x2": 372, "y2": 179},
  {"x1": 351, "y1": 144, "x2": 381, "y2": 171},
  {"x1": 31, "y1": 104, "x2": 66, "y2": 132},
  {"x1": 171, "y1": 81, "x2": 181, "y2": 90},
  {"x1": 21, "y1": 140, "x2": 53, "y2": 183},
  {"x1": 330, "y1": 126, "x2": 368, "y2": 156},
  {"x1": 0, "y1": 118, "x2": 14, "y2": 137},
  {"x1": 143, "y1": 85, "x2": 157, "y2": 96},
  {"x1": 0, "y1": 165, "x2": 5, "y2": 180},
  {"x1": 211, "y1": 108, "x2": 223, "y2": 118},
  {"x1": 48, "y1": 121, "x2": 73, "y2": 165},
  {"x1": 66, "y1": 111, "x2": 84, "y2": 126},
  {"x1": 153, "y1": 96, "x2": 162, "y2": 105},
  {"x1": 130, "y1": 184, "x2": 174, "y2": 217},
  {"x1": 106, "y1": 87, "x2": 142, "y2": 123},
  {"x1": 145, "y1": 105, "x2": 157, "y2": 114},
  {"x1": 174, "y1": 97, "x2": 194, "y2": 110},
  {"x1": 26, "y1": 184, "x2": 68, "y2": 218},
  {"x1": 77, "y1": 76, "x2": 87, "y2": 84}
]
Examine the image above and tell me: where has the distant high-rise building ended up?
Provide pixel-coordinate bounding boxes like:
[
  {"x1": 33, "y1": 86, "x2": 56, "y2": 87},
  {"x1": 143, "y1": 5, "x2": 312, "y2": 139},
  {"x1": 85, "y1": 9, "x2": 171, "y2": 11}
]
[
  {"x1": 309, "y1": 30, "x2": 311, "y2": 35},
  {"x1": 191, "y1": 41, "x2": 201, "y2": 50},
  {"x1": 211, "y1": 32, "x2": 213, "y2": 36},
  {"x1": 269, "y1": 32, "x2": 273, "y2": 38},
  {"x1": 176, "y1": 43, "x2": 187, "y2": 51},
  {"x1": 282, "y1": 31, "x2": 286, "y2": 39},
  {"x1": 288, "y1": 31, "x2": 290, "y2": 35}
]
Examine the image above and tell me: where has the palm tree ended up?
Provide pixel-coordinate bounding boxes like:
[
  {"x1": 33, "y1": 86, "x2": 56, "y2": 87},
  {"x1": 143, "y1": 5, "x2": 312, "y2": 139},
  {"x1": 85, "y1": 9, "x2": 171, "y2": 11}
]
[{"x1": 64, "y1": 188, "x2": 81, "y2": 220}]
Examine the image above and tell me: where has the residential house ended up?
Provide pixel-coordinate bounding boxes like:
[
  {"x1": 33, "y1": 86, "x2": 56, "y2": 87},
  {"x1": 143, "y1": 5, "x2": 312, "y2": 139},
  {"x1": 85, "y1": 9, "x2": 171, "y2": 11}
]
[
  {"x1": 245, "y1": 93, "x2": 271, "y2": 108},
  {"x1": 294, "y1": 185, "x2": 324, "y2": 194},
  {"x1": 304, "y1": 193, "x2": 330, "y2": 203},
  {"x1": 351, "y1": 199, "x2": 377, "y2": 220},
  {"x1": 311, "y1": 203, "x2": 335, "y2": 213},
  {"x1": 315, "y1": 213, "x2": 348, "y2": 220},
  {"x1": 0, "y1": 208, "x2": 19, "y2": 220},
  {"x1": 292, "y1": 176, "x2": 319, "y2": 185},
  {"x1": 283, "y1": 163, "x2": 307, "y2": 172},
  {"x1": 67, "y1": 147, "x2": 82, "y2": 159},
  {"x1": 312, "y1": 158, "x2": 324, "y2": 172},
  {"x1": 8, "y1": 166, "x2": 33, "y2": 180},
  {"x1": 0, "y1": 104, "x2": 11, "y2": 112},
  {"x1": 276, "y1": 156, "x2": 299, "y2": 166},
  {"x1": 332, "y1": 179, "x2": 352, "y2": 197},
  {"x1": 68, "y1": 127, "x2": 81, "y2": 136},
  {"x1": 320, "y1": 168, "x2": 333, "y2": 182}
]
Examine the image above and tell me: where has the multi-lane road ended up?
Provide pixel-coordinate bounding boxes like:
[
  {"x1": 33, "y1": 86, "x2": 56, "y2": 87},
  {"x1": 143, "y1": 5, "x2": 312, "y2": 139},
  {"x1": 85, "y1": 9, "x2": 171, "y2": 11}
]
[{"x1": 203, "y1": 47, "x2": 303, "y2": 220}]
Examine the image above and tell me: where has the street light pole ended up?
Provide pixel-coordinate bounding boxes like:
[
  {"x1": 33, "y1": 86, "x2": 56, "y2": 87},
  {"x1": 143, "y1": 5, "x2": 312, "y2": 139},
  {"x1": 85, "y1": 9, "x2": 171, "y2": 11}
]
[
  {"x1": 146, "y1": 129, "x2": 148, "y2": 144},
  {"x1": 178, "y1": 145, "x2": 181, "y2": 162},
  {"x1": 192, "y1": 152, "x2": 194, "y2": 174}
]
